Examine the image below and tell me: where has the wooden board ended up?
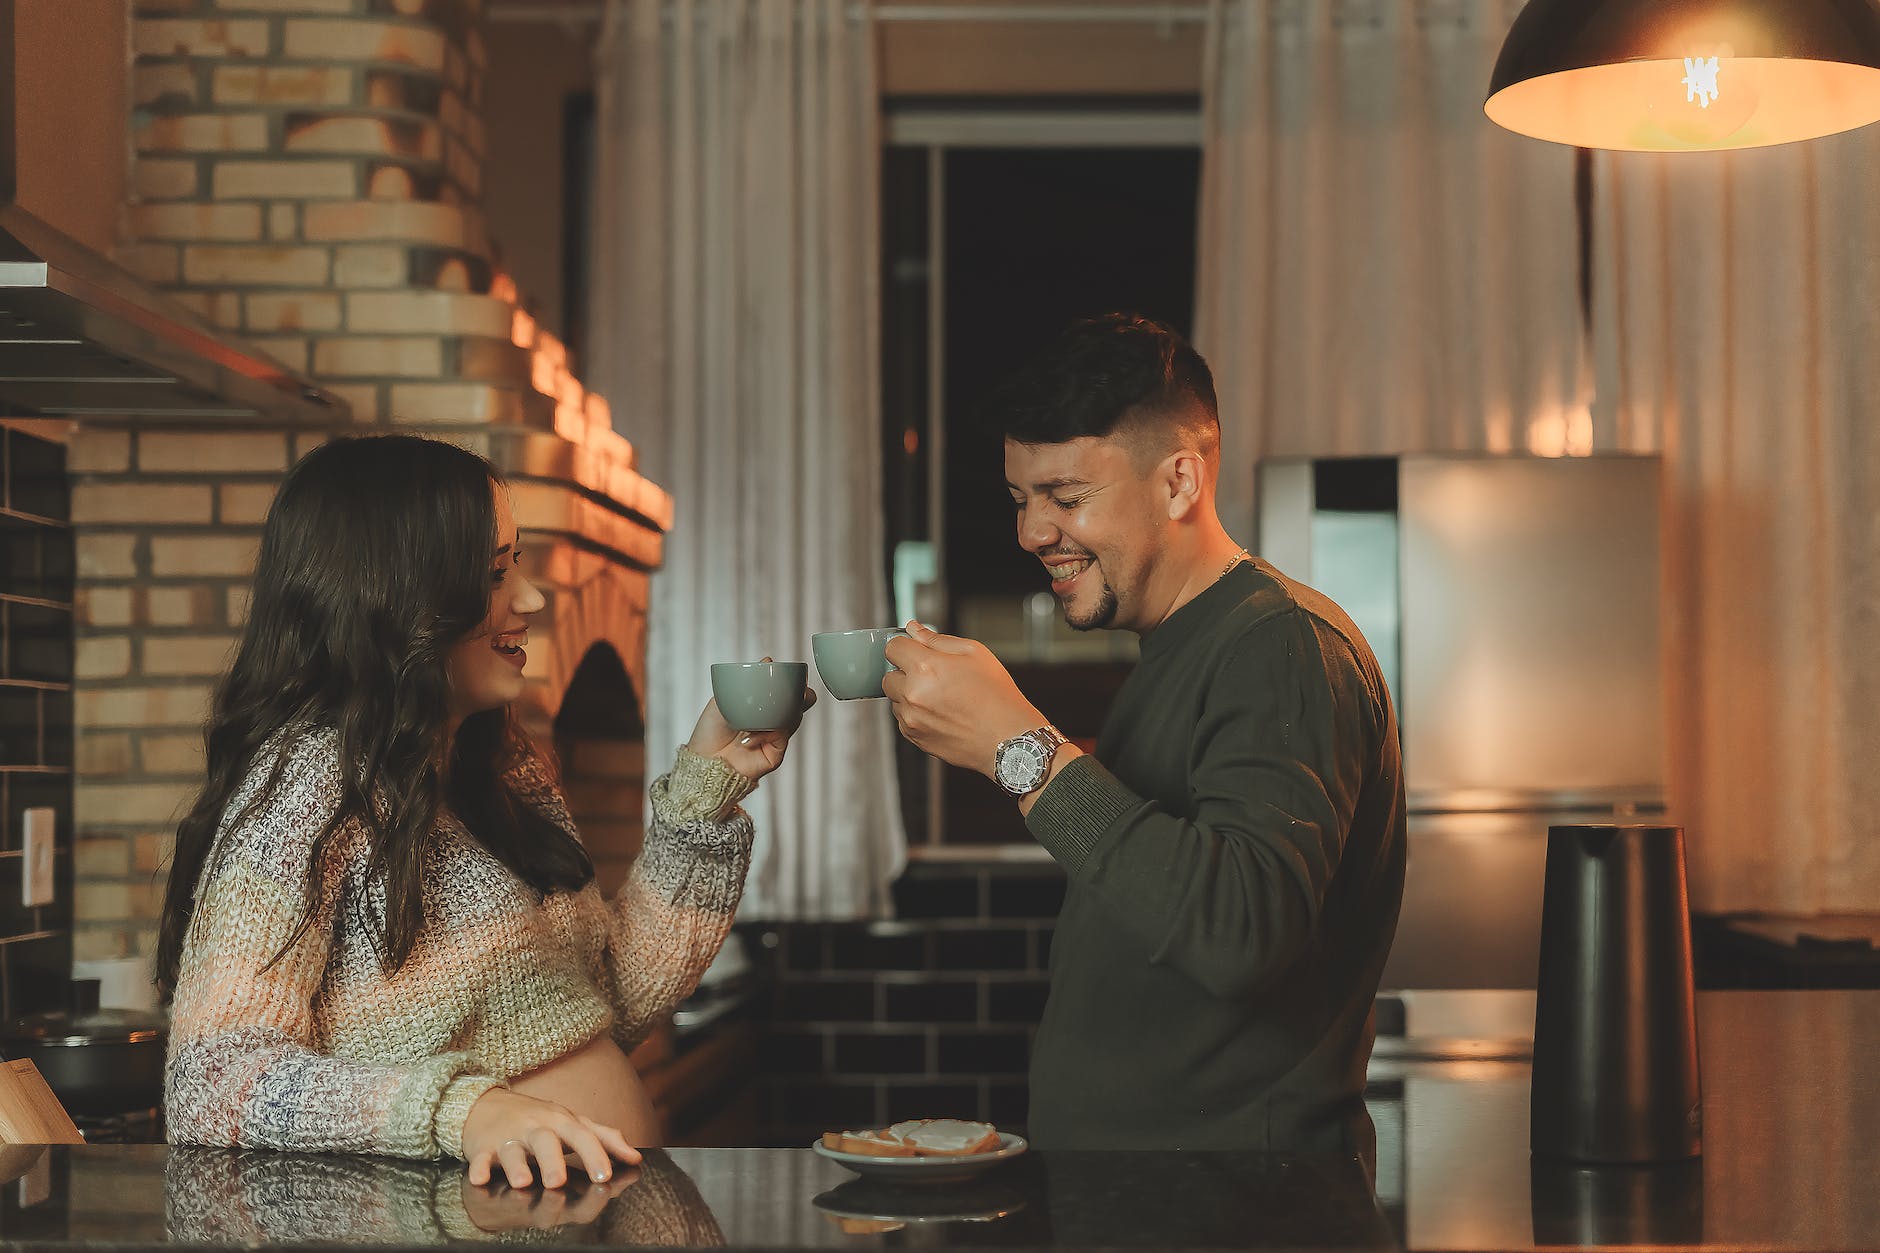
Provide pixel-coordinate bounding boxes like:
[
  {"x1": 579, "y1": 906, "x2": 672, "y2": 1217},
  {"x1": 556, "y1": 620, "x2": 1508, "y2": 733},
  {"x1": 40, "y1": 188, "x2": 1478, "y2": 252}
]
[{"x1": 0, "y1": 1059, "x2": 85, "y2": 1145}]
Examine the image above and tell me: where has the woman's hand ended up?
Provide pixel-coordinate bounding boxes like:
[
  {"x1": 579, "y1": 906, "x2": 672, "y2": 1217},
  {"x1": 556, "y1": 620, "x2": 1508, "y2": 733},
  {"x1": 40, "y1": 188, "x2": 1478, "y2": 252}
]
[
  {"x1": 685, "y1": 659, "x2": 816, "y2": 781},
  {"x1": 460, "y1": 1167, "x2": 640, "y2": 1232},
  {"x1": 461, "y1": 1087, "x2": 641, "y2": 1189}
]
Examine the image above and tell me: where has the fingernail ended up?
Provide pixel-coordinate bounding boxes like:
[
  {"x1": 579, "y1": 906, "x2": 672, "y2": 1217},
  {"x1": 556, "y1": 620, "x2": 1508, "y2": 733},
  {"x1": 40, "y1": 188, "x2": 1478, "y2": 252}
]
[{"x1": 593, "y1": 1169, "x2": 609, "y2": 1183}]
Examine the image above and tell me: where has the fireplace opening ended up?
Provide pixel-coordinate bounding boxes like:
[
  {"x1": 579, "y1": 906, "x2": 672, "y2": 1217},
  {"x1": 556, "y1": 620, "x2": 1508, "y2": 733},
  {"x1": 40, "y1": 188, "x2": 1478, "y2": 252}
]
[{"x1": 551, "y1": 643, "x2": 644, "y2": 895}]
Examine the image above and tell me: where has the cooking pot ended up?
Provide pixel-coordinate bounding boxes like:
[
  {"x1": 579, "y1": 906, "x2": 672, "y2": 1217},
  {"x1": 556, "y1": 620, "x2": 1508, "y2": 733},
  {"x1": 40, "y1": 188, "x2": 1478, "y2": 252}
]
[{"x1": 1, "y1": 981, "x2": 167, "y2": 1117}]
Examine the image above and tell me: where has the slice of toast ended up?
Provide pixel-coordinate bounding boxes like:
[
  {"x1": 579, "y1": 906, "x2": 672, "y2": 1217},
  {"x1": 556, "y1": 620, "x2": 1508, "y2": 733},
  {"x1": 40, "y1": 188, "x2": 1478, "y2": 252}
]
[
  {"x1": 885, "y1": 1118, "x2": 1002, "y2": 1156},
  {"x1": 821, "y1": 1129, "x2": 919, "y2": 1157}
]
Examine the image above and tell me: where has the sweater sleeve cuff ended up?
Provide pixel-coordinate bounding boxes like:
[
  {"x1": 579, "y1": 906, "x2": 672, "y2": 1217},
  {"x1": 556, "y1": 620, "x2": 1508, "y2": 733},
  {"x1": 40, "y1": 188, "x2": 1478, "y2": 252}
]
[
  {"x1": 434, "y1": 1074, "x2": 504, "y2": 1160},
  {"x1": 1024, "y1": 754, "x2": 1142, "y2": 877},
  {"x1": 657, "y1": 746, "x2": 758, "y2": 823}
]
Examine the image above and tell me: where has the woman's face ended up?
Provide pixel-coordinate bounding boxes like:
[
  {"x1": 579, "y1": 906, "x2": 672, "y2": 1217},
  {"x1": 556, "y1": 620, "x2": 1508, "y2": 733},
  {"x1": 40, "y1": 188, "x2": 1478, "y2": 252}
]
[{"x1": 445, "y1": 482, "x2": 545, "y2": 724}]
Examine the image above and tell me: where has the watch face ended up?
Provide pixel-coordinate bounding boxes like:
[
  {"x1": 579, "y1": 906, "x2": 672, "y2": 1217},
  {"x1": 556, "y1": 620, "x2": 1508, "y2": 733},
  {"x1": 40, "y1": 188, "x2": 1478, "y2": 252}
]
[{"x1": 997, "y1": 737, "x2": 1050, "y2": 793}]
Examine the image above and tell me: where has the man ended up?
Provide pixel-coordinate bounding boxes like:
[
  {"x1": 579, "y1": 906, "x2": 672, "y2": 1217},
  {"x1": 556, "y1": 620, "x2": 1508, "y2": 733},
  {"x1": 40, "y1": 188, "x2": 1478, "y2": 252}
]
[{"x1": 883, "y1": 314, "x2": 1405, "y2": 1153}]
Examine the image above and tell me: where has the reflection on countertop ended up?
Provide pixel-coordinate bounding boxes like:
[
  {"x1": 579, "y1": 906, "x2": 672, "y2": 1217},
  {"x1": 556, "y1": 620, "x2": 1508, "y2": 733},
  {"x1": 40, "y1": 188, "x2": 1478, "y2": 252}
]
[{"x1": 0, "y1": 992, "x2": 1874, "y2": 1251}]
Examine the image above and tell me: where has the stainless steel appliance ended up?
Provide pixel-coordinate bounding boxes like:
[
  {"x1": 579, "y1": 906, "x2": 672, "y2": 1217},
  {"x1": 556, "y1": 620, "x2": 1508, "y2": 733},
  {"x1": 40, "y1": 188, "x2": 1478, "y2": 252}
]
[{"x1": 1258, "y1": 454, "x2": 1665, "y2": 989}]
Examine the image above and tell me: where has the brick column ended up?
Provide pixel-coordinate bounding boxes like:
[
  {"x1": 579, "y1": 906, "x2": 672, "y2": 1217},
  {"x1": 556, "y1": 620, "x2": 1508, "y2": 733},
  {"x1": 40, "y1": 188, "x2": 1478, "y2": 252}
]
[{"x1": 70, "y1": 0, "x2": 665, "y2": 963}]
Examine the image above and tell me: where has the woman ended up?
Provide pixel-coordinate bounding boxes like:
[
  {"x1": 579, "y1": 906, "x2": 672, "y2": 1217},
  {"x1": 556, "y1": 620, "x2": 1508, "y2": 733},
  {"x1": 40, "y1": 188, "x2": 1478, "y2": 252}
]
[{"x1": 157, "y1": 435, "x2": 804, "y2": 1190}]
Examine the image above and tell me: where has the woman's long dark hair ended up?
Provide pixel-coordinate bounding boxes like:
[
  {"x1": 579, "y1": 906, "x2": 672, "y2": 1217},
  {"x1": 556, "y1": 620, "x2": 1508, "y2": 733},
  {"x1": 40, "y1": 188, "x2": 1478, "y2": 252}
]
[{"x1": 155, "y1": 435, "x2": 592, "y2": 996}]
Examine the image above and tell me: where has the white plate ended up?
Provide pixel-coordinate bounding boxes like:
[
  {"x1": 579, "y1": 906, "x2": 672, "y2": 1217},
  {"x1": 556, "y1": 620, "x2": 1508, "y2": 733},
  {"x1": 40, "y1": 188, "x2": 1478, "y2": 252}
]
[{"x1": 810, "y1": 1132, "x2": 1029, "y2": 1184}]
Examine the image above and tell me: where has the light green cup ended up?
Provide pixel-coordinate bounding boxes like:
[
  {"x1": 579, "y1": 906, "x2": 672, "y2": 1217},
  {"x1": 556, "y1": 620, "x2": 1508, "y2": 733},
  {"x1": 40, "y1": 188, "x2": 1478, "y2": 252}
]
[
  {"x1": 812, "y1": 628, "x2": 907, "y2": 700},
  {"x1": 710, "y1": 661, "x2": 808, "y2": 731}
]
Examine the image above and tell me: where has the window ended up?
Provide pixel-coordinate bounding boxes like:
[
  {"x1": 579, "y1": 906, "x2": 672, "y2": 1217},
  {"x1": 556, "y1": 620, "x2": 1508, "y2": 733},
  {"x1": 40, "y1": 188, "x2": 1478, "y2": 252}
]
[{"x1": 882, "y1": 105, "x2": 1201, "y2": 845}]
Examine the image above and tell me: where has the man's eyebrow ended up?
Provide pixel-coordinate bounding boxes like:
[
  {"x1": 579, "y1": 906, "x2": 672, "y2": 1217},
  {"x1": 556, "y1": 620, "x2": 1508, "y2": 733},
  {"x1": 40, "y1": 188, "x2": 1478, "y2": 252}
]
[{"x1": 1007, "y1": 476, "x2": 1090, "y2": 493}]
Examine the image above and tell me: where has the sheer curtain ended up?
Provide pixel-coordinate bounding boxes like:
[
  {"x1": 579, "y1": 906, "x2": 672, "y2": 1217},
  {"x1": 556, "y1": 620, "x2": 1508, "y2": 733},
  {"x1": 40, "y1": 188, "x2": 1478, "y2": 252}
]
[
  {"x1": 586, "y1": 0, "x2": 906, "y2": 919},
  {"x1": 1590, "y1": 137, "x2": 1880, "y2": 912},
  {"x1": 1194, "y1": 0, "x2": 1586, "y2": 542},
  {"x1": 1197, "y1": 0, "x2": 1880, "y2": 911}
]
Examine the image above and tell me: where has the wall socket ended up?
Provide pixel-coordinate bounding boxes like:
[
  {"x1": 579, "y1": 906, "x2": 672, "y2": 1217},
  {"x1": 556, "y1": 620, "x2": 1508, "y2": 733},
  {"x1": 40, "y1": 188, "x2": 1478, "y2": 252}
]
[{"x1": 21, "y1": 808, "x2": 55, "y2": 907}]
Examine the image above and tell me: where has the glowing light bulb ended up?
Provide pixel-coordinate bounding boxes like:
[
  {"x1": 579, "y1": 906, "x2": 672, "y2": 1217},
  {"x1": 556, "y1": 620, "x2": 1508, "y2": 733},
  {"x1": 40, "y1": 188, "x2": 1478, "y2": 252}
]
[{"x1": 1638, "y1": 49, "x2": 1764, "y2": 148}]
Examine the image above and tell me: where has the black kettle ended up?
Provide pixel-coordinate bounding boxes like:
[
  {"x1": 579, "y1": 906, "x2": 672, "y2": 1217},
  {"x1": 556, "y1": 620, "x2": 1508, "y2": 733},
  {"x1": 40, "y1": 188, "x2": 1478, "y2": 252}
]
[{"x1": 1531, "y1": 824, "x2": 1702, "y2": 1163}]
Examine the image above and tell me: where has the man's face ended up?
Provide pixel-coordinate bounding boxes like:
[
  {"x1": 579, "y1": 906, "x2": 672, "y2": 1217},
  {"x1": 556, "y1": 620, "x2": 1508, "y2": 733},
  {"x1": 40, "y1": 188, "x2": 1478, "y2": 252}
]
[{"x1": 1005, "y1": 435, "x2": 1166, "y2": 632}]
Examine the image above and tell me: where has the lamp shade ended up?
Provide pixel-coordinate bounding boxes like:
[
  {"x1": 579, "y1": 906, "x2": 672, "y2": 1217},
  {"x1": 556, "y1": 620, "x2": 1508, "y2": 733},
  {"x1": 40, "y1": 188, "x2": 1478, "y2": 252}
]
[{"x1": 1486, "y1": 0, "x2": 1880, "y2": 151}]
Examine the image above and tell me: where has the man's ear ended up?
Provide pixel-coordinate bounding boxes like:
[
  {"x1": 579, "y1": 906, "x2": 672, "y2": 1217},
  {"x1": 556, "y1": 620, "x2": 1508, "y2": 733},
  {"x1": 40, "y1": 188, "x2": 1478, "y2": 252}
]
[{"x1": 1162, "y1": 447, "x2": 1208, "y2": 521}]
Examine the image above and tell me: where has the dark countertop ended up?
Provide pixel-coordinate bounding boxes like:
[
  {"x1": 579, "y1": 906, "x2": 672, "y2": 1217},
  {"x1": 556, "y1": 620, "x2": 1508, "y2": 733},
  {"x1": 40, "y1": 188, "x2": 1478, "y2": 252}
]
[{"x1": 1, "y1": 991, "x2": 1875, "y2": 1251}]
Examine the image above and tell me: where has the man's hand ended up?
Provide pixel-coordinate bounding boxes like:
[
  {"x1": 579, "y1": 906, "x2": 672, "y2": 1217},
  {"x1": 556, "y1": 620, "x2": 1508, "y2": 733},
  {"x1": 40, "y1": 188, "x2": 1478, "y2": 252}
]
[{"x1": 882, "y1": 622, "x2": 1044, "y2": 779}]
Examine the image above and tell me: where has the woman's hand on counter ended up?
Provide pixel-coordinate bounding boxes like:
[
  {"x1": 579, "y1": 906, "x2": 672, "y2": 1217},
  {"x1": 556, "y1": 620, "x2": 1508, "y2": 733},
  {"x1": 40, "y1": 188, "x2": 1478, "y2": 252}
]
[
  {"x1": 460, "y1": 1166, "x2": 641, "y2": 1232},
  {"x1": 461, "y1": 1088, "x2": 642, "y2": 1189}
]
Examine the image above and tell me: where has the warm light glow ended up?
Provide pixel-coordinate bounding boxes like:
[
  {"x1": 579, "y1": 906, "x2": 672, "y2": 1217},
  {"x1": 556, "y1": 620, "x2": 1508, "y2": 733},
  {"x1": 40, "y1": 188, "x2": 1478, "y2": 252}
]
[
  {"x1": 902, "y1": 427, "x2": 919, "y2": 456},
  {"x1": 1488, "y1": 57, "x2": 1880, "y2": 151},
  {"x1": 1525, "y1": 405, "x2": 1594, "y2": 458}
]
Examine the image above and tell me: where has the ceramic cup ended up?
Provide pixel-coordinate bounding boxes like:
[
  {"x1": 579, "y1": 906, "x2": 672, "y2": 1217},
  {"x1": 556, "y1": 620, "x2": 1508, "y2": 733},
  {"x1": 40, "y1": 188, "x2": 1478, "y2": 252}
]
[
  {"x1": 812, "y1": 628, "x2": 907, "y2": 700},
  {"x1": 710, "y1": 661, "x2": 809, "y2": 731}
]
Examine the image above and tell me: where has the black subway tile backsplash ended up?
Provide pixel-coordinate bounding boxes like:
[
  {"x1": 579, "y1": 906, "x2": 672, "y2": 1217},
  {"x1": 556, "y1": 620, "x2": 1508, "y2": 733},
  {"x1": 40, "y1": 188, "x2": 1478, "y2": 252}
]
[
  {"x1": 832, "y1": 1030, "x2": 928, "y2": 1076},
  {"x1": 1, "y1": 516, "x2": 53, "y2": 601},
  {"x1": 778, "y1": 1081, "x2": 876, "y2": 1129},
  {"x1": 891, "y1": 871, "x2": 980, "y2": 920},
  {"x1": 756, "y1": 864, "x2": 1073, "y2": 1142},
  {"x1": 765, "y1": 1030, "x2": 829, "y2": 1075},
  {"x1": 879, "y1": 1081, "x2": 982, "y2": 1124},
  {"x1": 987, "y1": 979, "x2": 1051, "y2": 1023},
  {"x1": 778, "y1": 926, "x2": 827, "y2": 973},
  {"x1": 988, "y1": 873, "x2": 1066, "y2": 919},
  {"x1": 881, "y1": 979, "x2": 977, "y2": 1024},
  {"x1": 936, "y1": 1029, "x2": 1032, "y2": 1076},
  {"x1": 5, "y1": 429, "x2": 69, "y2": 521},
  {"x1": 987, "y1": 1081, "x2": 1031, "y2": 1128},
  {"x1": 5, "y1": 601, "x2": 74, "y2": 682},
  {"x1": 772, "y1": 979, "x2": 876, "y2": 1024},
  {"x1": 0, "y1": 427, "x2": 73, "y2": 1024},
  {"x1": 1, "y1": 771, "x2": 70, "y2": 853},
  {"x1": 2, "y1": 933, "x2": 73, "y2": 1023},
  {"x1": 936, "y1": 926, "x2": 1031, "y2": 971},
  {"x1": 41, "y1": 690, "x2": 73, "y2": 769},
  {"x1": 0, "y1": 687, "x2": 41, "y2": 766},
  {"x1": 829, "y1": 925, "x2": 930, "y2": 972}
]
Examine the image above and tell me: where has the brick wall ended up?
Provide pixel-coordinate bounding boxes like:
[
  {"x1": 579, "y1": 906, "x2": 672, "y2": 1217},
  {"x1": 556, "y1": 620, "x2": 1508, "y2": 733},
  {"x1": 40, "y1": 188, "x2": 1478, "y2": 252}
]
[{"x1": 64, "y1": 0, "x2": 668, "y2": 965}]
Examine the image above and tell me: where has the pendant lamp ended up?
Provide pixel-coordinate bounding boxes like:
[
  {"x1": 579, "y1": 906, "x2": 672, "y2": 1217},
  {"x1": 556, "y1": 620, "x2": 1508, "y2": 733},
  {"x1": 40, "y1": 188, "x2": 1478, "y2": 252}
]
[{"x1": 1486, "y1": 0, "x2": 1880, "y2": 151}]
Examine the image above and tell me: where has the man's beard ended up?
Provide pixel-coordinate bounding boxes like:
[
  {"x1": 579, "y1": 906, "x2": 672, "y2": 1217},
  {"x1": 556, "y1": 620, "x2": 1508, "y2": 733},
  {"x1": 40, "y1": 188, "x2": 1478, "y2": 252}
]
[{"x1": 1063, "y1": 577, "x2": 1119, "y2": 631}]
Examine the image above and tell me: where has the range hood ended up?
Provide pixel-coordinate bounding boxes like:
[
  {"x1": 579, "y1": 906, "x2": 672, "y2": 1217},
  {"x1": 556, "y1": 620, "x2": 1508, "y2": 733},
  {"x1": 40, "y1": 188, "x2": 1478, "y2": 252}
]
[{"x1": 0, "y1": 0, "x2": 342, "y2": 425}]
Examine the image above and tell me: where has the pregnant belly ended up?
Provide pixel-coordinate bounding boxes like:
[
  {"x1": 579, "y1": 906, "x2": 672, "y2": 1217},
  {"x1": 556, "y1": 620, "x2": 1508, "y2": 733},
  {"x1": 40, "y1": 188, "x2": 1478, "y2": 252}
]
[{"x1": 509, "y1": 1032, "x2": 663, "y2": 1145}]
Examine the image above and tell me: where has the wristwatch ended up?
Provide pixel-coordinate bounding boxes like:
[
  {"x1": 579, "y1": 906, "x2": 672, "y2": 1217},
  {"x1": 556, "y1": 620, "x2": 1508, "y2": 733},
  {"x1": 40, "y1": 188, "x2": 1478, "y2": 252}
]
[{"x1": 993, "y1": 726, "x2": 1069, "y2": 797}]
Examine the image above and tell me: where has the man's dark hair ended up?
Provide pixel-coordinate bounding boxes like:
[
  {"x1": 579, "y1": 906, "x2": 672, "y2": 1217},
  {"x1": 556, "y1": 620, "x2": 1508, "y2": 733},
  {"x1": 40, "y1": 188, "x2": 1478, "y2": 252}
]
[{"x1": 988, "y1": 313, "x2": 1220, "y2": 465}]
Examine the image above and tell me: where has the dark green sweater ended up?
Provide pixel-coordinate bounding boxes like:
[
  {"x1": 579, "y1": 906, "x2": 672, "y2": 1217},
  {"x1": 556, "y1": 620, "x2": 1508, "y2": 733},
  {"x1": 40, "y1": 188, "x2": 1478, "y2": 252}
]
[{"x1": 1024, "y1": 559, "x2": 1405, "y2": 1152}]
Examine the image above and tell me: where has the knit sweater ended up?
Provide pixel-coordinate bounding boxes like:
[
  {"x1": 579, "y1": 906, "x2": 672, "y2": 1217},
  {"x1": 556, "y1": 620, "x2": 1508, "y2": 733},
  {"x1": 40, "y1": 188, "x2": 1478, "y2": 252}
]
[
  {"x1": 163, "y1": 1146, "x2": 725, "y2": 1246},
  {"x1": 164, "y1": 727, "x2": 758, "y2": 1161}
]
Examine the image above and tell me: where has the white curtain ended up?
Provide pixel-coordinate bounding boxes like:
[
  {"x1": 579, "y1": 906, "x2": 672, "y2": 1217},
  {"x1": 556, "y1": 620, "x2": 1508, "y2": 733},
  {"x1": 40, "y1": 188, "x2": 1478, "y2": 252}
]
[
  {"x1": 1197, "y1": 0, "x2": 1880, "y2": 912},
  {"x1": 1590, "y1": 138, "x2": 1880, "y2": 913},
  {"x1": 587, "y1": 0, "x2": 906, "y2": 919},
  {"x1": 1195, "y1": 0, "x2": 1587, "y2": 542}
]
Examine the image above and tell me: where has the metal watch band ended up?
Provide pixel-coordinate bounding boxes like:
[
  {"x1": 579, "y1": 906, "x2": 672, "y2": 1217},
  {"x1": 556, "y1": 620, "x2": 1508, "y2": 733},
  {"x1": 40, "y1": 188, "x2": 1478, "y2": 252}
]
[{"x1": 996, "y1": 725, "x2": 1068, "y2": 797}]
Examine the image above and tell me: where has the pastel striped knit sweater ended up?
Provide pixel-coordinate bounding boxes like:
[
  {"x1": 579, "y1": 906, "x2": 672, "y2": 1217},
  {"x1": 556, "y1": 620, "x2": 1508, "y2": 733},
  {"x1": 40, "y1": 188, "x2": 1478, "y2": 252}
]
[{"x1": 164, "y1": 727, "x2": 757, "y2": 1161}]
